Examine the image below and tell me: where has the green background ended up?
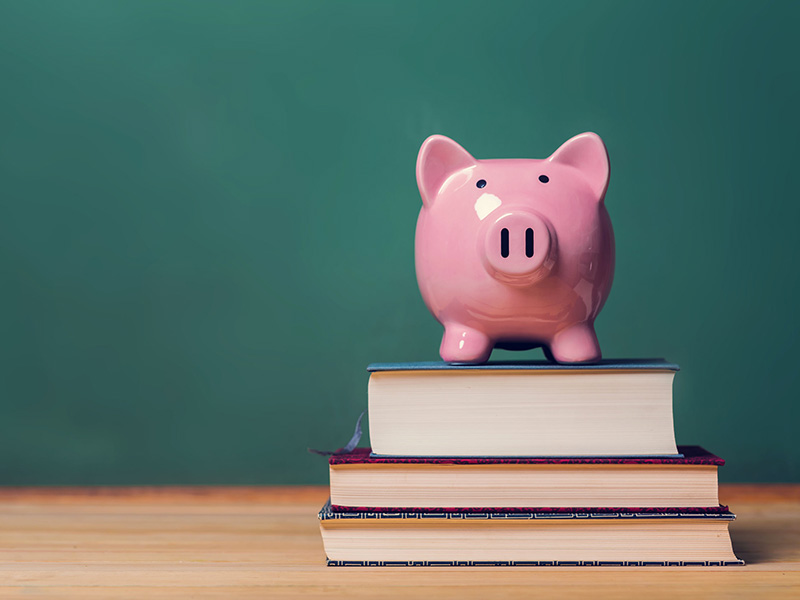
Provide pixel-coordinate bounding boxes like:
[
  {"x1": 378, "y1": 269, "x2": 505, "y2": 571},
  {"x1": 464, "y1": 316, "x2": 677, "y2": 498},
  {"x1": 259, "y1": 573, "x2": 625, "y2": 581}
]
[{"x1": 1, "y1": 1, "x2": 797, "y2": 485}]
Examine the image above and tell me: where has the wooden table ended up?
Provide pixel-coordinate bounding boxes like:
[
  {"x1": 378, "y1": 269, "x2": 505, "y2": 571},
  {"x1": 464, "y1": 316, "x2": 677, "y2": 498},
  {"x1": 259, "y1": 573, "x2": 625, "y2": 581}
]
[{"x1": 0, "y1": 485, "x2": 797, "y2": 598}]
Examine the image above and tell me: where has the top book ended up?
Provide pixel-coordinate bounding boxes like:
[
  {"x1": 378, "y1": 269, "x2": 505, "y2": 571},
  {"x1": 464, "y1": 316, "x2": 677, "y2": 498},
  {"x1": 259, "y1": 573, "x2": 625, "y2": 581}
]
[{"x1": 367, "y1": 360, "x2": 679, "y2": 458}]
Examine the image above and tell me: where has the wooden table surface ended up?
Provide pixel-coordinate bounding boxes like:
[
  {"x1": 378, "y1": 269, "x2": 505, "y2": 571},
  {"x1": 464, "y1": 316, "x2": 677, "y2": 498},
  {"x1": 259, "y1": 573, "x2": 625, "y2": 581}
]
[{"x1": 0, "y1": 485, "x2": 798, "y2": 599}]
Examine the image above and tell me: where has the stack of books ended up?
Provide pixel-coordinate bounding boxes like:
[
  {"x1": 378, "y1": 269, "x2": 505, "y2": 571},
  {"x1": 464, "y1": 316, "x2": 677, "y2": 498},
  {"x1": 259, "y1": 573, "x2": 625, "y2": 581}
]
[{"x1": 318, "y1": 360, "x2": 743, "y2": 566}]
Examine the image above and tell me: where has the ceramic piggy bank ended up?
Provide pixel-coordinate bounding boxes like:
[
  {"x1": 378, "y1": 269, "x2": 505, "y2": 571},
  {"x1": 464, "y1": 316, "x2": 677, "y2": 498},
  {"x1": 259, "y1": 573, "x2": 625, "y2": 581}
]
[{"x1": 415, "y1": 132, "x2": 615, "y2": 364}]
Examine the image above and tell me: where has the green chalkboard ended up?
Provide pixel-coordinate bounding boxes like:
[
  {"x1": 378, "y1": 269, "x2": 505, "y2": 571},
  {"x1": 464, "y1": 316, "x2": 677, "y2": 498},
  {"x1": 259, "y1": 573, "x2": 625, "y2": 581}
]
[{"x1": 0, "y1": 1, "x2": 798, "y2": 484}]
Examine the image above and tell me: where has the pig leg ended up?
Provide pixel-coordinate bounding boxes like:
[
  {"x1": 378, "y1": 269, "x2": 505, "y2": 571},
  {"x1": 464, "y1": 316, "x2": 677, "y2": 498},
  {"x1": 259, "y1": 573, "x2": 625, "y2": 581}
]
[
  {"x1": 550, "y1": 323, "x2": 601, "y2": 364},
  {"x1": 440, "y1": 324, "x2": 492, "y2": 364}
]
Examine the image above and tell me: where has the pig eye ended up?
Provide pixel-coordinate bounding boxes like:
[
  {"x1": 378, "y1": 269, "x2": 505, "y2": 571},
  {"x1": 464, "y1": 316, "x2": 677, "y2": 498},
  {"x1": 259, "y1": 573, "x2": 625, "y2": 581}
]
[
  {"x1": 539, "y1": 175, "x2": 549, "y2": 183},
  {"x1": 476, "y1": 179, "x2": 487, "y2": 189}
]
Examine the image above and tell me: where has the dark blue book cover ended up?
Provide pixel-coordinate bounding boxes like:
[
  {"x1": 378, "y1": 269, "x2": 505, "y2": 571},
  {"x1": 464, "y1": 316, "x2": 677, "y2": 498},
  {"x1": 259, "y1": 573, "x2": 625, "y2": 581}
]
[{"x1": 367, "y1": 359, "x2": 679, "y2": 372}]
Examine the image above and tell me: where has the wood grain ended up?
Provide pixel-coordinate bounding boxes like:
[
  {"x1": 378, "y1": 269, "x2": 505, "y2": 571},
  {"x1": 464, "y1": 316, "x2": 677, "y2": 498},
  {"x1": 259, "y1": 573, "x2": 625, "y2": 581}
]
[{"x1": 0, "y1": 485, "x2": 797, "y2": 599}]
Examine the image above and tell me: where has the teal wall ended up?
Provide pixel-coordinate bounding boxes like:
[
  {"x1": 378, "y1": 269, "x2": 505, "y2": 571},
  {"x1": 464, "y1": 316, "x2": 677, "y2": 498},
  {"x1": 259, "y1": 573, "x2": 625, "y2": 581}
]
[{"x1": 1, "y1": 1, "x2": 797, "y2": 484}]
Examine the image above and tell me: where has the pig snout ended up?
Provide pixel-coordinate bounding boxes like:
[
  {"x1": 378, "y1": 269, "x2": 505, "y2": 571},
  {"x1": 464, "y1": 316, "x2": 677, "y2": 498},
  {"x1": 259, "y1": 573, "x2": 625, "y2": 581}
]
[{"x1": 481, "y1": 211, "x2": 554, "y2": 285}]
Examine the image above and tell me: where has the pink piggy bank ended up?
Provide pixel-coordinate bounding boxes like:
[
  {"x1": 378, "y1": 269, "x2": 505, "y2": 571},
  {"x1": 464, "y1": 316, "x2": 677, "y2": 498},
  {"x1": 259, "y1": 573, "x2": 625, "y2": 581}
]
[{"x1": 415, "y1": 132, "x2": 614, "y2": 364}]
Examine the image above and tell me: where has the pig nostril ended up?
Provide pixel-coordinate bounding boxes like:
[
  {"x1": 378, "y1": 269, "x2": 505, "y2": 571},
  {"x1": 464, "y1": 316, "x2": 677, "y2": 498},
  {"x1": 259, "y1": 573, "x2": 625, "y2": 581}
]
[
  {"x1": 500, "y1": 228, "x2": 509, "y2": 258},
  {"x1": 525, "y1": 228, "x2": 534, "y2": 258}
]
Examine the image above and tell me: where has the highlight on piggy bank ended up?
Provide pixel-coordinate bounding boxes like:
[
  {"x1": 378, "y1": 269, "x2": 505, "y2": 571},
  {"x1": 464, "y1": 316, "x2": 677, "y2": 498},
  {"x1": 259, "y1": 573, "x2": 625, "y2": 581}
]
[{"x1": 414, "y1": 133, "x2": 615, "y2": 365}]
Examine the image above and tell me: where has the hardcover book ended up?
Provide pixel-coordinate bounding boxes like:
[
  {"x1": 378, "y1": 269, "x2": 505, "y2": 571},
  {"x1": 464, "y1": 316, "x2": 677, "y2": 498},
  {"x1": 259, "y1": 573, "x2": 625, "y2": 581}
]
[
  {"x1": 367, "y1": 360, "x2": 680, "y2": 457},
  {"x1": 319, "y1": 501, "x2": 743, "y2": 566},
  {"x1": 329, "y1": 446, "x2": 724, "y2": 510}
]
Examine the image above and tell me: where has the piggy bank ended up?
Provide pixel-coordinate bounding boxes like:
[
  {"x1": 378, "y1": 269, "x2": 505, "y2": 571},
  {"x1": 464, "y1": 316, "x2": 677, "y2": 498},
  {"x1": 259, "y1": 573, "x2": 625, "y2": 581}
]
[{"x1": 415, "y1": 132, "x2": 614, "y2": 364}]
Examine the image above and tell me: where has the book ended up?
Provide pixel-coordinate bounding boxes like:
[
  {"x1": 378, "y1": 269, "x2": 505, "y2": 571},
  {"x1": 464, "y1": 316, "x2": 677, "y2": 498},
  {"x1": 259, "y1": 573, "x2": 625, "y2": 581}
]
[
  {"x1": 329, "y1": 446, "x2": 723, "y2": 510},
  {"x1": 367, "y1": 359, "x2": 679, "y2": 457},
  {"x1": 318, "y1": 501, "x2": 743, "y2": 566}
]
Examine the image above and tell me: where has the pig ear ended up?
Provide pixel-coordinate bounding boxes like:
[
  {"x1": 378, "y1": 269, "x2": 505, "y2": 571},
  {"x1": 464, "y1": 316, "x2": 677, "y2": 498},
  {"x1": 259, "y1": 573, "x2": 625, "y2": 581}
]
[
  {"x1": 548, "y1": 132, "x2": 610, "y2": 200},
  {"x1": 416, "y1": 135, "x2": 477, "y2": 207}
]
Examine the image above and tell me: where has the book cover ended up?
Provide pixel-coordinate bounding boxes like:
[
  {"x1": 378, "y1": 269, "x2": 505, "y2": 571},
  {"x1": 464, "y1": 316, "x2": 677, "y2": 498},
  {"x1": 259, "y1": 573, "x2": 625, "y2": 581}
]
[
  {"x1": 367, "y1": 358, "x2": 680, "y2": 372},
  {"x1": 330, "y1": 446, "x2": 721, "y2": 466},
  {"x1": 320, "y1": 500, "x2": 736, "y2": 521}
]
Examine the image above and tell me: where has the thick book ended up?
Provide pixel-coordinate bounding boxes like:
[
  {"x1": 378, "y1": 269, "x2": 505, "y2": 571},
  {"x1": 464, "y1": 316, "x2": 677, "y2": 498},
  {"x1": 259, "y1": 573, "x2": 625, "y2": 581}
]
[
  {"x1": 367, "y1": 359, "x2": 680, "y2": 457},
  {"x1": 329, "y1": 446, "x2": 723, "y2": 510},
  {"x1": 319, "y1": 501, "x2": 743, "y2": 566}
]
